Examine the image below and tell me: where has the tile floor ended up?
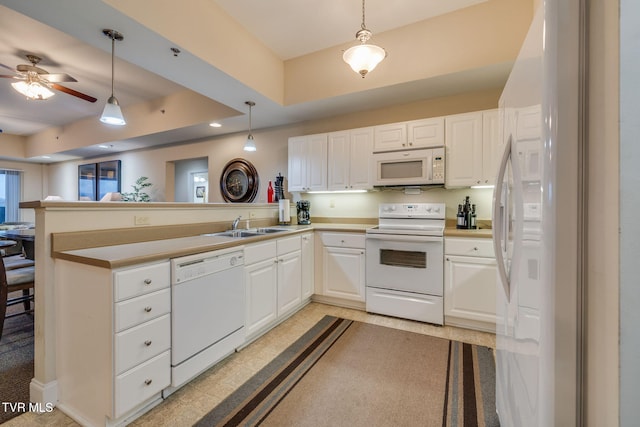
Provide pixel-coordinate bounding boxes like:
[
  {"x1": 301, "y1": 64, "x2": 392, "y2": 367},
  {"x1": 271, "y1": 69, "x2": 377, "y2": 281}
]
[{"x1": 4, "y1": 302, "x2": 495, "y2": 426}]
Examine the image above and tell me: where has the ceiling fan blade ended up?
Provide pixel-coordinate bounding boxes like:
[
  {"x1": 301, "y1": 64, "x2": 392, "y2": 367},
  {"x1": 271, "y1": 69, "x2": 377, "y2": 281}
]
[
  {"x1": 0, "y1": 63, "x2": 15, "y2": 72},
  {"x1": 42, "y1": 73, "x2": 77, "y2": 83},
  {"x1": 0, "y1": 75, "x2": 17, "y2": 78},
  {"x1": 51, "y1": 83, "x2": 97, "y2": 103}
]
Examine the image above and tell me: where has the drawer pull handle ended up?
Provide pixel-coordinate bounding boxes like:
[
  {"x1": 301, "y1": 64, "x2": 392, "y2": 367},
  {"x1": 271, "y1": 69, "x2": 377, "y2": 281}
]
[
  {"x1": 144, "y1": 306, "x2": 152, "y2": 313},
  {"x1": 144, "y1": 340, "x2": 152, "y2": 346},
  {"x1": 144, "y1": 279, "x2": 152, "y2": 285},
  {"x1": 144, "y1": 379, "x2": 152, "y2": 386}
]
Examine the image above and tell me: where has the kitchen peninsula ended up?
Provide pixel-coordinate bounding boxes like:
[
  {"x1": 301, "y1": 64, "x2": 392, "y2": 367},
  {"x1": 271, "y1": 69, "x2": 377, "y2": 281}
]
[{"x1": 20, "y1": 200, "x2": 374, "y2": 426}]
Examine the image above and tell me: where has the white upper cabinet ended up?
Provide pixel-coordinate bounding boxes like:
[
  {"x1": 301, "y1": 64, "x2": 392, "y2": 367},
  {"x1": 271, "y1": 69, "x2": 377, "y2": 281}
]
[
  {"x1": 288, "y1": 133, "x2": 328, "y2": 192},
  {"x1": 374, "y1": 117, "x2": 444, "y2": 152},
  {"x1": 407, "y1": 117, "x2": 445, "y2": 148},
  {"x1": 481, "y1": 109, "x2": 500, "y2": 185},
  {"x1": 445, "y1": 109, "x2": 499, "y2": 187},
  {"x1": 328, "y1": 127, "x2": 374, "y2": 191}
]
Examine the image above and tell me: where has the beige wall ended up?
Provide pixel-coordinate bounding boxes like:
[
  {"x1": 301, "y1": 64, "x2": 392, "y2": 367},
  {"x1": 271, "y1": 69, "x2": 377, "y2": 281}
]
[{"x1": 44, "y1": 89, "x2": 500, "y2": 219}]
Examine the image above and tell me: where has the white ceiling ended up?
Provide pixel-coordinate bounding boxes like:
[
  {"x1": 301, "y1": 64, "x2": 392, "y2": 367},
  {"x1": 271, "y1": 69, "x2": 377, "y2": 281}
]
[{"x1": 0, "y1": 0, "x2": 500, "y2": 163}]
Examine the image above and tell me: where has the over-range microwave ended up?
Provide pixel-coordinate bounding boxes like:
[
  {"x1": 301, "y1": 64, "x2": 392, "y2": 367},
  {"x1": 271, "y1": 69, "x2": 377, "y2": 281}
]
[{"x1": 372, "y1": 147, "x2": 445, "y2": 186}]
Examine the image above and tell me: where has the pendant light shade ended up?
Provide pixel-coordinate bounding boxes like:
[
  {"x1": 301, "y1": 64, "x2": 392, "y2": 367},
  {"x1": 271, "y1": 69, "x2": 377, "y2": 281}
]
[
  {"x1": 343, "y1": 0, "x2": 386, "y2": 78},
  {"x1": 243, "y1": 101, "x2": 257, "y2": 152},
  {"x1": 100, "y1": 29, "x2": 126, "y2": 126}
]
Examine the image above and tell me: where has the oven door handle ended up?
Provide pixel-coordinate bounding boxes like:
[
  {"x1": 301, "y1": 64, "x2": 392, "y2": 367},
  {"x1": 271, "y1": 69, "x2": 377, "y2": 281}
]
[{"x1": 365, "y1": 233, "x2": 443, "y2": 243}]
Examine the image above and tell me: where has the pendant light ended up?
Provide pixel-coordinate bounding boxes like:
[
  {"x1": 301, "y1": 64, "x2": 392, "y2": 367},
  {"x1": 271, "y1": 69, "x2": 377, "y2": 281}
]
[
  {"x1": 343, "y1": 0, "x2": 387, "y2": 78},
  {"x1": 243, "y1": 101, "x2": 257, "y2": 152},
  {"x1": 100, "y1": 29, "x2": 126, "y2": 125}
]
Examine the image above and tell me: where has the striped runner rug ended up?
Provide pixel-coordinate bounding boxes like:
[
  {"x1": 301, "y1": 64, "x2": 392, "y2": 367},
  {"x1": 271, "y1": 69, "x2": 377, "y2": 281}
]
[{"x1": 195, "y1": 316, "x2": 499, "y2": 427}]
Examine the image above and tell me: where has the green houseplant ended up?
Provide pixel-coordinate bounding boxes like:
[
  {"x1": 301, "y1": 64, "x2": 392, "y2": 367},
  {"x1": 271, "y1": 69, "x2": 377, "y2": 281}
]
[{"x1": 122, "y1": 176, "x2": 153, "y2": 202}]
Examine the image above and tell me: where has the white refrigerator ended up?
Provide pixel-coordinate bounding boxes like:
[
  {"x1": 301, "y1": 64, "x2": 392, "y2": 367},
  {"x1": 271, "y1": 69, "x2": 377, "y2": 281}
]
[{"x1": 492, "y1": 0, "x2": 583, "y2": 426}]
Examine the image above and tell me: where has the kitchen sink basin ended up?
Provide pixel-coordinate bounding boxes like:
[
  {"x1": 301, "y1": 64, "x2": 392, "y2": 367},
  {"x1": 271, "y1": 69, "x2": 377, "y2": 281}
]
[
  {"x1": 255, "y1": 228, "x2": 288, "y2": 234},
  {"x1": 214, "y1": 230, "x2": 262, "y2": 238},
  {"x1": 202, "y1": 227, "x2": 290, "y2": 239}
]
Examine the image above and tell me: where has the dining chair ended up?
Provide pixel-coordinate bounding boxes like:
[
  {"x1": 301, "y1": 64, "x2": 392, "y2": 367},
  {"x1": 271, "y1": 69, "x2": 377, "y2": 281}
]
[{"x1": 0, "y1": 256, "x2": 35, "y2": 341}]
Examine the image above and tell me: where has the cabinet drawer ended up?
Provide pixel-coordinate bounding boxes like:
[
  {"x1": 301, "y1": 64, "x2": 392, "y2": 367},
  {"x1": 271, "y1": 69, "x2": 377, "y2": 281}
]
[
  {"x1": 114, "y1": 262, "x2": 170, "y2": 301},
  {"x1": 115, "y1": 314, "x2": 170, "y2": 375},
  {"x1": 445, "y1": 238, "x2": 495, "y2": 257},
  {"x1": 115, "y1": 288, "x2": 170, "y2": 332},
  {"x1": 115, "y1": 350, "x2": 170, "y2": 418},
  {"x1": 244, "y1": 240, "x2": 277, "y2": 265},
  {"x1": 321, "y1": 232, "x2": 366, "y2": 249},
  {"x1": 277, "y1": 235, "x2": 301, "y2": 255}
]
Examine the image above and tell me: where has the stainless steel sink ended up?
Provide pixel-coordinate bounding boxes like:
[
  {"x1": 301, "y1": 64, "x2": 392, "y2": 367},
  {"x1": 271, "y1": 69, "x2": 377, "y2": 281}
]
[
  {"x1": 214, "y1": 230, "x2": 262, "y2": 238},
  {"x1": 202, "y1": 227, "x2": 290, "y2": 239},
  {"x1": 256, "y1": 228, "x2": 288, "y2": 234}
]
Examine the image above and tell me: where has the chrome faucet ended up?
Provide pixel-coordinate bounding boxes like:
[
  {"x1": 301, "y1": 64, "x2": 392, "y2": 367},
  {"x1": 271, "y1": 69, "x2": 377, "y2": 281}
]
[{"x1": 232, "y1": 216, "x2": 242, "y2": 230}]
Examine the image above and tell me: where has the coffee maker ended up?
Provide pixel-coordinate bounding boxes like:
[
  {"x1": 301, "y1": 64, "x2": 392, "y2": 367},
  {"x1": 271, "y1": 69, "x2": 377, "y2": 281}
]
[{"x1": 296, "y1": 200, "x2": 311, "y2": 225}]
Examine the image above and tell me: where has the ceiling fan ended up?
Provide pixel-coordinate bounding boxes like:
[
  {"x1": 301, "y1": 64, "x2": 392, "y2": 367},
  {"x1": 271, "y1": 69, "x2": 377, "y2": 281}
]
[{"x1": 0, "y1": 54, "x2": 97, "y2": 102}]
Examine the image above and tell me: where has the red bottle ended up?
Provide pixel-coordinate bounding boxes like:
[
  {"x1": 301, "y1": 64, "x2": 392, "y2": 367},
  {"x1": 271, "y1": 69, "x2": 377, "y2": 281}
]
[{"x1": 267, "y1": 181, "x2": 274, "y2": 203}]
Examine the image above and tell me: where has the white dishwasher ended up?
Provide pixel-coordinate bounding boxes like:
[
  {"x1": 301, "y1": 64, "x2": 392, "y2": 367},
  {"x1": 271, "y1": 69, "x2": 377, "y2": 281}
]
[{"x1": 170, "y1": 247, "x2": 245, "y2": 388}]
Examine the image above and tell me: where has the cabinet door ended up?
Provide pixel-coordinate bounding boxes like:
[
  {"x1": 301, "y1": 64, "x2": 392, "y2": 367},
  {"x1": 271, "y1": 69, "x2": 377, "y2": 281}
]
[
  {"x1": 445, "y1": 112, "x2": 483, "y2": 187},
  {"x1": 481, "y1": 110, "x2": 500, "y2": 185},
  {"x1": 373, "y1": 122, "x2": 407, "y2": 152},
  {"x1": 327, "y1": 131, "x2": 350, "y2": 190},
  {"x1": 301, "y1": 233, "x2": 314, "y2": 300},
  {"x1": 322, "y1": 246, "x2": 365, "y2": 302},
  {"x1": 306, "y1": 134, "x2": 328, "y2": 191},
  {"x1": 245, "y1": 258, "x2": 278, "y2": 337},
  {"x1": 349, "y1": 127, "x2": 374, "y2": 190},
  {"x1": 407, "y1": 117, "x2": 445, "y2": 148},
  {"x1": 444, "y1": 255, "x2": 497, "y2": 325},
  {"x1": 287, "y1": 136, "x2": 308, "y2": 192},
  {"x1": 277, "y1": 250, "x2": 302, "y2": 317}
]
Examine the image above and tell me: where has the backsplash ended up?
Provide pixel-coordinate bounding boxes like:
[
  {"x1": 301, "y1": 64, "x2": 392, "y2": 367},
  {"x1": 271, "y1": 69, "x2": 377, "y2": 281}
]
[{"x1": 291, "y1": 187, "x2": 494, "y2": 221}]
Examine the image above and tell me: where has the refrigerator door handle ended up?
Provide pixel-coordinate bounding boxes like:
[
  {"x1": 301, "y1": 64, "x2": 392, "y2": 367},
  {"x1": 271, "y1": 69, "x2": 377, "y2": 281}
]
[{"x1": 492, "y1": 135, "x2": 512, "y2": 302}]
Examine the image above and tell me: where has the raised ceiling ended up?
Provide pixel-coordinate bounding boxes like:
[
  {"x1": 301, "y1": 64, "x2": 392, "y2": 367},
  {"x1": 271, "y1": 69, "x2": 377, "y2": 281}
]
[{"x1": 0, "y1": 0, "x2": 522, "y2": 163}]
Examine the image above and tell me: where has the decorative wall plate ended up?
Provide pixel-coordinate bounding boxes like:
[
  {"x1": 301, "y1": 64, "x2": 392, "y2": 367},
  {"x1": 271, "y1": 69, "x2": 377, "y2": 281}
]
[{"x1": 220, "y1": 158, "x2": 259, "y2": 202}]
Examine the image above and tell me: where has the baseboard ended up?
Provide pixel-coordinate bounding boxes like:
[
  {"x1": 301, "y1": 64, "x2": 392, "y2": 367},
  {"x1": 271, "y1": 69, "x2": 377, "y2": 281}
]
[
  {"x1": 29, "y1": 378, "x2": 58, "y2": 408},
  {"x1": 311, "y1": 295, "x2": 365, "y2": 311}
]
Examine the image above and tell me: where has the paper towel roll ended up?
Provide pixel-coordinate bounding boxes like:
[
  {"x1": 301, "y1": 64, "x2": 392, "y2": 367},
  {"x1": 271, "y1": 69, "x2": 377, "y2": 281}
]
[{"x1": 279, "y1": 199, "x2": 290, "y2": 224}]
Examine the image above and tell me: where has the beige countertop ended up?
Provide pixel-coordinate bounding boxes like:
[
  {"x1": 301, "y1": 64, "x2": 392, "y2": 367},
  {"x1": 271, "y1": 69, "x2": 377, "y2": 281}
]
[
  {"x1": 53, "y1": 223, "x2": 373, "y2": 269},
  {"x1": 444, "y1": 226, "x2": 493, "y2": 239}
]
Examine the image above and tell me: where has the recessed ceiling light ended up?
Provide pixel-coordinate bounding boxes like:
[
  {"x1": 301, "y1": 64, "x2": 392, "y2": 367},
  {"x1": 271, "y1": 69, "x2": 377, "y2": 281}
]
[{"x1": 209, "y1": 122, "x2": 222, "y2": 128}]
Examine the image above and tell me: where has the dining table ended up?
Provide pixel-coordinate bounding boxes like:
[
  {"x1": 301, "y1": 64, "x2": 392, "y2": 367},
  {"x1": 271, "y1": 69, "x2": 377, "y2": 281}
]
[{"x1": 0, "y1": 229, "x2": 35, "y2": 260}]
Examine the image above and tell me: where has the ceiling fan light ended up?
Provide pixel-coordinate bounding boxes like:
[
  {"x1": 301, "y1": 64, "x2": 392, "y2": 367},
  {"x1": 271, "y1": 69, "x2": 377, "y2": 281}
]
[
  {"x1": 343, "y1": 44, "x2": 386, "y2": 78},
  {"x1": 100, "y1": 95, "x2": 126, "y2": 125},
  {"x1": 11, "y1": 80, "x2": 55, "y2": 100},
  {"x1": 244, "y1": 134, "x2": 257, "y2": 152}
]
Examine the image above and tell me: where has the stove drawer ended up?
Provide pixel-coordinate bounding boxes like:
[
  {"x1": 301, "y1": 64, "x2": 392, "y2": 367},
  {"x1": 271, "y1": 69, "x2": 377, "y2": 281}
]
[{"x1": 366, "y1": 287, "x2": 443, "y2": 325}]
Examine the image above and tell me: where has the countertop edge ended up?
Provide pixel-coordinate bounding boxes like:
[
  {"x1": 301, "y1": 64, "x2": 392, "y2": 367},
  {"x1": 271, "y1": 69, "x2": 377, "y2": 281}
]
[{"x1": 52, "y1": 224, "x2": 373, "y2": 269}]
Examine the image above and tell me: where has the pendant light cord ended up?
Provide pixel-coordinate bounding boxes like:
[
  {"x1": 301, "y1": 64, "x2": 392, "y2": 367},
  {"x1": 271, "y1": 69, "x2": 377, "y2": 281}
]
[
  {"x1": 110, "y1": 35, "x2": 115, "y2": 97},
  {"x1": 361, "y1": 0, "x2": 366, "y2": 31}
]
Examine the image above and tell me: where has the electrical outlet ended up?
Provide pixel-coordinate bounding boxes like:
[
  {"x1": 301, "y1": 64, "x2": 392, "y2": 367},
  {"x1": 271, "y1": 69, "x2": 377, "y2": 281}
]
[
  {"x1": 134, "y1": 215, "x2": 150, "y2": 226},
  {"x1": 329, "y1": 199, "x2": 335, "y2": 208},
  {"x1": 249, "y1": 211, "x2": 257, "y2": 219}
]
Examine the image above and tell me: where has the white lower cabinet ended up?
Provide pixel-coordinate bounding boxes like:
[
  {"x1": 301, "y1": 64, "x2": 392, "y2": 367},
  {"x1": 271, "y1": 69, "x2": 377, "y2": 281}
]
[
  {"x1": 315, "y1": 232, "x2": 366, "y2": 305},
  {"x1": 245, "y1": 234, "x2": 305, "y2": 340},
  {"x1": 55, "y1": 259, "x2": 171, "y2": 426},
  {"x1": 444, "y1": 237, "x2": 497, "y2": 332}
]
